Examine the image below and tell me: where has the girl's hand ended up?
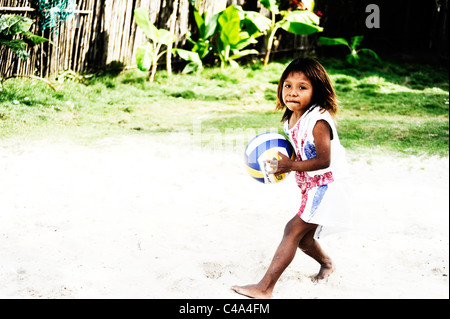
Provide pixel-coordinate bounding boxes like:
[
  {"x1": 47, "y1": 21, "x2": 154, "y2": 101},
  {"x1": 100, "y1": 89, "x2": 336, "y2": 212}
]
[{"x1": 267, "y1": 152, "x2": 293, "y2": 175}]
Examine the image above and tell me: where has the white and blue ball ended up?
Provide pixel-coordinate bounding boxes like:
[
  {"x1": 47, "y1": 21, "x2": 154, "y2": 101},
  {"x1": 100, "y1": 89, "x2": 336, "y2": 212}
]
[{"x1": 244, "y1": 132, "x2": 295, "y2": 184}]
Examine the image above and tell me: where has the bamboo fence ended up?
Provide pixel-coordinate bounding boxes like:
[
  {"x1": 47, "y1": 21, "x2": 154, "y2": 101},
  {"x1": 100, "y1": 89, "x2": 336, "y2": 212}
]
[{"x1": 0, "y1": 0, "x2": 194, "y2": 77}]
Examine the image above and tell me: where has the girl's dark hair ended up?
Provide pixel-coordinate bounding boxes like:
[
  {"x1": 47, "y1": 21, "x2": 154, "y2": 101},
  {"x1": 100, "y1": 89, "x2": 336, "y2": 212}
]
[{"x1": 275, "y1": 58, "x2": 338, "y2": 123}]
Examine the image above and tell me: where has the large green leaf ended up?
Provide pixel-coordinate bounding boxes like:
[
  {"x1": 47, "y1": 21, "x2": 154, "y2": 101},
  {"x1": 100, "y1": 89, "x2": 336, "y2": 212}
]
[
  {"x1": 173, "y1": 48, "x2": 201, "y2": 64},
  {"x1": 0, "y1": 14, "x2": 50, "y2": 61},
  {"x1": 136, "y1": 42, "x2": 153, "y2": 71},
  {"x1": 0, "y1": 15, "x2": 12, "y2": 34},
  {"x1": 201, "y1": 11, "x2": 219, "y2": 39},
  {"x1": 350, "y1": 36, "x2": 364, "y2": 50},
  {"x1": 229, "y1": 49, "x2": 258, "y2": 60},
  {"x1": 22, "y1": 31, "x2": 50, "y2": 45},
  {"x1": 0, "y1": 14, "x2": 32, "y2": 36},
  {"x1": 218, "y1": 5, "x2": 241, "y2": 46},
  {"x1": 359, "y1": 48, "x2": 381, "y2": 62},
  {"x1": 235, "y1": 31, "x2": 257, "y2": 50},
  {"x1": 156, "y1": 28, "x2": 176, "y2": 45},
  {"x1": 280, "y1": 20, "x2": 323, "y2": 35},
  {"x1": 134, "y1": 7, "x2": 175, "y2": 51},
  {"x1": 173, "y1": 48, "x2": 203, "y2": 73},
  {"x1": 260, "y1": 0, "x2": 279, "y2": 14},
  {"x1": 283, "y1": 10, "x2": 321, "y2": 26},
  {"x1": 243, "y1": 11, "x2": 271, "y2": 36},
  {"x1": 0, "y1": 38, "x2": 29, "y2": 60},
  {"x1": 134, "y1": 7, "x2": 158, "y2": 41},
  {"x1": 279, "y1": 10, "x2": 323, "y2": 35},
  {"x1": 317, "y1": 37, "x2": 349, "y2": 46},
  {"x1": 193, "y1": 10, "x2": 205, "y2": 36}
]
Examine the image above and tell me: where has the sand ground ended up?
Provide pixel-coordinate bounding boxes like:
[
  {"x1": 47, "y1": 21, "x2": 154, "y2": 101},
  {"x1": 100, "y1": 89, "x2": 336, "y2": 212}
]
[{"x1": 0, "y1": 133, "x2": 448, "y2": 298}]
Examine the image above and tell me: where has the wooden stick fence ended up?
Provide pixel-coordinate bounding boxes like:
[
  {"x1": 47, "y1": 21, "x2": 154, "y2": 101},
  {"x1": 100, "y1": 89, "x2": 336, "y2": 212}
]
[{"x1": 0, "y1": 0, "x2": 193, "y2": 78}]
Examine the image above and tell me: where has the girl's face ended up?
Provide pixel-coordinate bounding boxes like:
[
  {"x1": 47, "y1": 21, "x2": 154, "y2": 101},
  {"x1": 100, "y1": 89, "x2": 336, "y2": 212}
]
[{"x1": 282, "y1": 71, "x2": 313, "y2": 116}]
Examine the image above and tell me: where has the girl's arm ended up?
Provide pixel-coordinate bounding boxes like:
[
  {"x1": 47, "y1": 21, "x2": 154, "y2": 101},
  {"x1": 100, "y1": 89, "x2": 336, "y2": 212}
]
[{"x1": 269, "y1": 120, "x2": 331, "y2": 174}]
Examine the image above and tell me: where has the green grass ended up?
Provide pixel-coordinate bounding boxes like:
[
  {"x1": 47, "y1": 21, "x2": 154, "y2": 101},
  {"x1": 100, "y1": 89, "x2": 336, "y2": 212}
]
[{"x1": 0, "y1": 58, "x2": 448, "y2": 156}]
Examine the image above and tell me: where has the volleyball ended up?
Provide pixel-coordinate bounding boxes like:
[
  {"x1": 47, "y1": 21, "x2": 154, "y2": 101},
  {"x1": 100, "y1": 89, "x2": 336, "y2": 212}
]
[{"x1": 244, "y1": 132, "x2": 295, "y2": 184}]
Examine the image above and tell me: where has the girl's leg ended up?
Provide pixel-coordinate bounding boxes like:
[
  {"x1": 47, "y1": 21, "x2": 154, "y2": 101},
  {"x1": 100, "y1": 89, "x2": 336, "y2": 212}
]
[
  {"x1": 231, "y1": 215, "x2": 317, "y2": 299},
  {"x1": 298, "y1": 229, "x2": 335, "y2": 282}
]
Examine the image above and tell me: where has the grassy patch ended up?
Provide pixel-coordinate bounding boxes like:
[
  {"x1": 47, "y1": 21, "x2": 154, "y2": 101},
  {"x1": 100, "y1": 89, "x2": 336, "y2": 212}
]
[
  {"x1": 0, "y1": 58, "x2": 448, "y2": 156},
  {"x1": 338, "y1": 118, "x2": 449, "y2": 157}
]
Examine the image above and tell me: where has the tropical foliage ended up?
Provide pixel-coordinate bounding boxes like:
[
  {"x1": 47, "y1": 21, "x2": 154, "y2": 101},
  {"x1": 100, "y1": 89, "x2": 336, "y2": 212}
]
[
  {"x1": 0, "y1": 14, "x2": 49, "y2": 61},
  {"x1": 173, "y1": 8, "x2": 219, "y2": 73},
  {"x1": 0, "y1": 14, "x2": 51, "y2": 89},
  {"x1": 134, "y1": 7, "x2": 177, "y2": 82},
  {"x1": 214, "y1": 5, "x2": 260, "y2": 69},
  {"x1": 260, "y1": 0, "x2": 323, "y2": 65},
  {"x1": 174, "y1": 5, "x2": 268, "y2": 72},
  {"x1": 165, "y1": 2, "x2": 323, "y2": 73},
  {"x1": 317, "y1": 35, "x2": 381, "y2": 65}
]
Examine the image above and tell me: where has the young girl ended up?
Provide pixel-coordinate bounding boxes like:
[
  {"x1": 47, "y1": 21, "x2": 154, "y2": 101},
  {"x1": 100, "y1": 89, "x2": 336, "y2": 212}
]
[{"x1": 232, "y1": 58, "x2": 352, "y2": 299}]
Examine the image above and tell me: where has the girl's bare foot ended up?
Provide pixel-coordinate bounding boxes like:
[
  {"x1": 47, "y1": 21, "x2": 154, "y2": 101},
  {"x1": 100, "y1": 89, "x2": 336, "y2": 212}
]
[
  {"x1": 312, "y1": 261, "x2": 335, "y2": 283},
  {"x1": 231, "y1": 284, "x2": 272, "y2": 299}
]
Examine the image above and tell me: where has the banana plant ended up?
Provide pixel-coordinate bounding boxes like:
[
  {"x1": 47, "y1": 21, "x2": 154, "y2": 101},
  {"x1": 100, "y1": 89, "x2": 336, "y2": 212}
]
[
  {"x1": 134, "y1": 7, "x2": 177, "y2": 82},
  {"x1": 1, "y1": 14, "x2": 53, "y2": 89},
  {"x1": 190, "y1": 9, "x2": 219, "y2": 60},
  {"x1": 175, "y1": 5, "x2": 270, "y2": 72},
  {"x1": 173, "y1": 9, "x2": 219, "y2": 73},
  {"x1": 215, "y1": 5, "x2": 260, "y2": 69},
  {"x1": 317, "y1": 35, "x2": 381, "y2": 65},
  {"x1": 260, "y1": 0, "x2": 323, "y2": 66}
]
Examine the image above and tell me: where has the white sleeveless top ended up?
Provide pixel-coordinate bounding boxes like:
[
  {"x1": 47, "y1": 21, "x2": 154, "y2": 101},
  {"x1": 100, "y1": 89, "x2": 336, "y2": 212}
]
[{"x1": 283, "y1": 105, "x2": 352, "y2": 239}]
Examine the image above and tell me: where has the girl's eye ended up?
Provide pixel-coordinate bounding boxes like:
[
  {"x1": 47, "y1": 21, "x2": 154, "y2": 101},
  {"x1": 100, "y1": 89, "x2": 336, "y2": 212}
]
[{"x1": 284, "y1": 84, "x2": 291, "y2": 88}]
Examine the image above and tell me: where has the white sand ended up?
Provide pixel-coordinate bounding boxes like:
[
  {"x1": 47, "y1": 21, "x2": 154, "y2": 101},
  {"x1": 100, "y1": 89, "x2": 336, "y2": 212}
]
[{"x1": 0, "y1": 133, "x2": 448, "y2": 299}]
